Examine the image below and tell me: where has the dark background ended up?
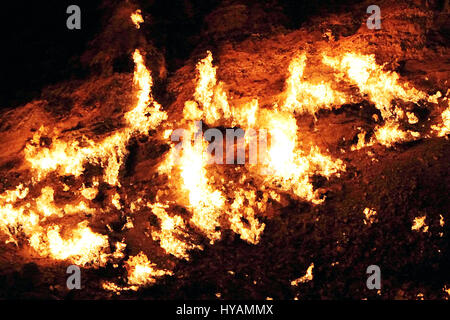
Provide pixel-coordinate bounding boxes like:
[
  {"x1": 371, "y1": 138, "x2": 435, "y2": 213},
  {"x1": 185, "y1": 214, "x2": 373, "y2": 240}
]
[
  {"x1": 0, "y1": 1, "x2": 103, "y2": 109},
  {"x1": 0, "y1": 0, "x2": 368, "y2": 111}
]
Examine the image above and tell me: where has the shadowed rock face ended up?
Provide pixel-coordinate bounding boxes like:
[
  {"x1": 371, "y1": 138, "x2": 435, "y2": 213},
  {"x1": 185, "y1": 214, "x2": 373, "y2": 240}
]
[{"x1": 0, "y1": 0, "x2": 449, "y2": 300}]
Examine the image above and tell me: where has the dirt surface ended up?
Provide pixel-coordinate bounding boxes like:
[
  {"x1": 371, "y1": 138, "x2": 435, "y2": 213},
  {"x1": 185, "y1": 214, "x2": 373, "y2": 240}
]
[{"x1": 0, "y1": 0, "x2": 449, "y2": 299}]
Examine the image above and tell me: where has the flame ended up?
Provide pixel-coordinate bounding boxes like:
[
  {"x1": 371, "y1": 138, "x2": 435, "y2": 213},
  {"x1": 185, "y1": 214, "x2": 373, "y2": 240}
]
[
  {"x1": 186, "y1": 51, "x2": 259, "y2": 128},
  {"x1": 363, "y1": 208, "x2": 377, "y2": 225},
  {"x1": 80, "y1": 181, "x2": 99, "y2": 201},
  {"x1": 228, "y1": 188, "x2": 266, "y2": 244},
  {"x1": 178, "y1": 125, "x2": 226, "y2": 242},
  {"x1": 373, "y1": 121, "x2": 408, "y2": 147},
  {"x1": 125, "y1": 50, "x2": 168, "y2": 134},
  {"x1": 0, "y1": 184, "x2": 38, "y2": 245},
  {"x1": 282, "y1": 53, "x2": 347, "y2": 115},
  {"x1": 322, "y1": 52, "x2": 427, "y2": 119},
  {"x1": 25, "y1": 50, "x2": 166, "y2": 187},
  {"x1": 191, "y1": 51, "x2": 231, "y2": 125},
  {"x1": 36, "y1": 187, "x2": 61, "y2": 217},
  {"x1": 158, "y1": 50, "x2": 346, "y2": 249},
  {"x1": 352, "y1": 120, "x2": 419, "y2": 150},
  {"x1": 1, "y1": 26, "x2": 446, "y2": 291},
  {"x1": 150, "y1": 203, "x2": 200, "y2": 260},
  {"x1": 261, "y1": 109, "x2": 345, "y2": 204},
  {"x1": 291, "y1": 263, "x2": 314, "y2": 286},
  {"x1": 64, "y1": 201, "x2": 96, "y2": 216},
  {"x1": 24, "y1": 128, "x2": 94, "y2": 180},
  {"x1": 125, "y1": 252, "x2": 173, "y2": 288},
  {"x1": 24, "y1": 129, "x2": 130, "y2": 186},
  {"x1": 111, "y1": 193, "x2": 122, "y2": 210},
  {"x1": 158, "y1": 124, "x2": 226, "y2": 243},
  {"x1": 432, "y1": 106, "x2": 450, "y2": 137},
  {"x1": 444, "y1": 286, "x2": 450, "y2": 298},
  {"x1": 406, "y1": 112, "x2": 419, "y2": 124},
  {"x1": 30, "y1": 221, "x2": 110, "y2": 266},
  {"x1": 0, "y1": 48, "x2": 168, "y2": 273},
  {"x1": 351, "y1": 130, "x2": 373, "y2": 151},
  {"x1": 130, "y1": 9, "x2": 144, "y2": 29},
  {"x1": 0, "y1": 184, "x2": 110, "y2": 266}
]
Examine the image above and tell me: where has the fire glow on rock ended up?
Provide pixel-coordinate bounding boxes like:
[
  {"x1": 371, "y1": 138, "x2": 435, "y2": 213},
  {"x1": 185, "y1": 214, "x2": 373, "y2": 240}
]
[{"x1": 0, "y1": 10, "x2": 448, "y2": 292}]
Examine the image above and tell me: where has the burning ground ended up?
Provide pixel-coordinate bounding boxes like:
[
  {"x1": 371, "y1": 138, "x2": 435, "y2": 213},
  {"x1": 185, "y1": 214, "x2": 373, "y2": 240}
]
[{"x1": 0, "y1": 0, "x2": 449, "y2": 299}]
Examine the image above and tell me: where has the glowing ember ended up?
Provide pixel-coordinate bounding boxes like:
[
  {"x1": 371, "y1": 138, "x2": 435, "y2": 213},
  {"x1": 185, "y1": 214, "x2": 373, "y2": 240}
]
[
  {"x1": 130, "y1": 9, "x2": 144, "y2": 29},
  {"x1": 291, "y1": 263, "x2": 314, "y2": 286},
  {"x1": 444, "y1": 286, "x2": 450, "y2": 298},
  {"x1": 363, "y1": 208, "x2": 377, "y2": 225},
  {"x1": 412, "y1": 216, "x2": 428, "y2": 232},
  {"x1": 351, "y1": 120, "x2": 419, "y2": 150},
  {"x1": 373, "y1": 121, "x2": 408, "y2": 147},
  {"x1": 125, "y1": 252, "x2": 173, "y2": 288}
]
